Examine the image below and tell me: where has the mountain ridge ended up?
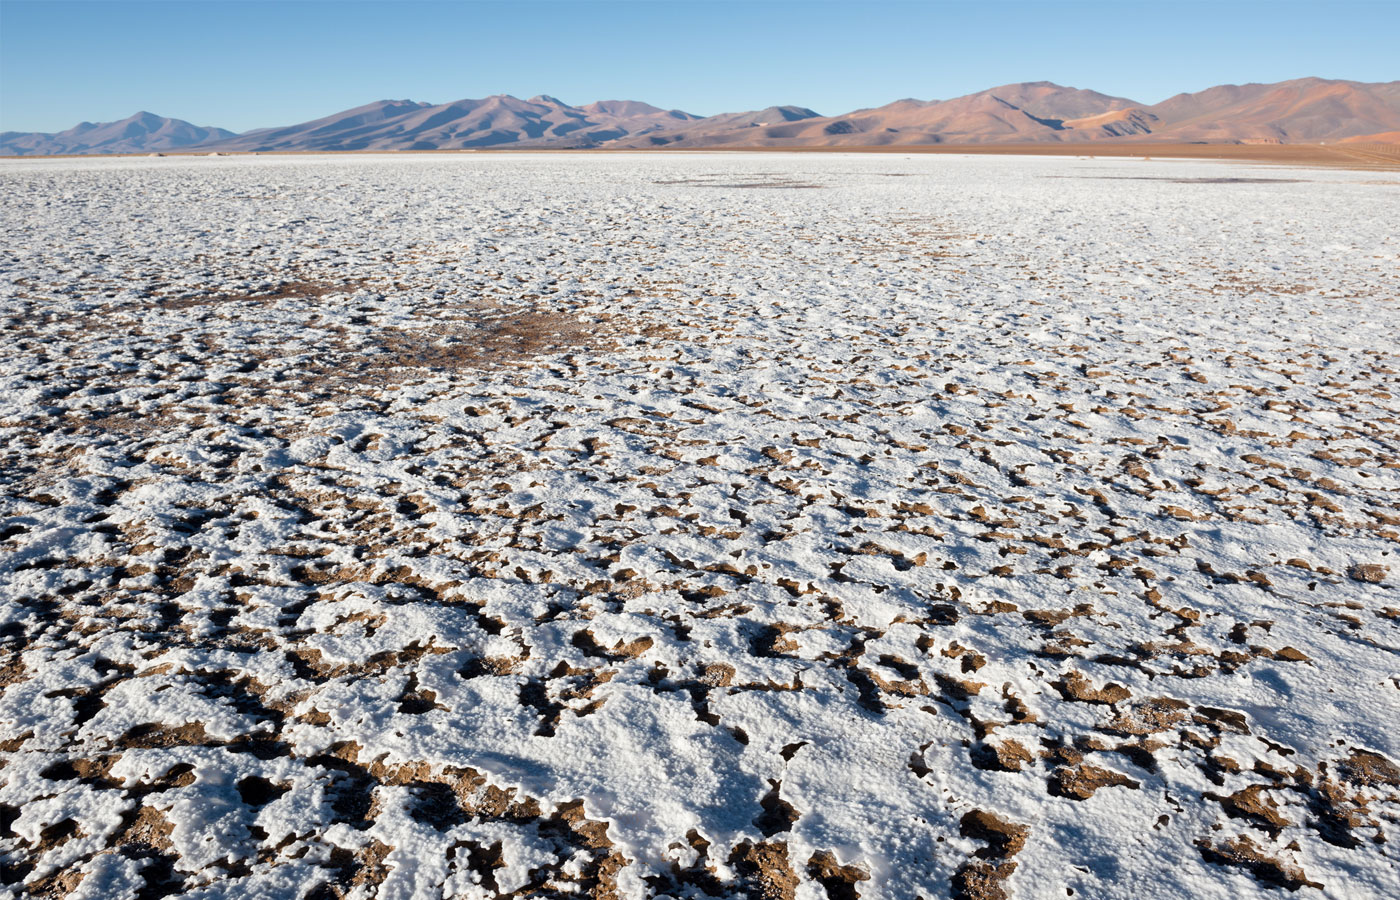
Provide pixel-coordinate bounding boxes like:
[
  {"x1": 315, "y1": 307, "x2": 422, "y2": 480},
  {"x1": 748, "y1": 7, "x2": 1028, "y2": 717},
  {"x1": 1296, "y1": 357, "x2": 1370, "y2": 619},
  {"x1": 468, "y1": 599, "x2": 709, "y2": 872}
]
[
  {"x1": 4, "y1": 78, "x2": 1398, "y2": 156},
  {"x1": 1, "y1": 111, "x2": 236, "y2": 156}
]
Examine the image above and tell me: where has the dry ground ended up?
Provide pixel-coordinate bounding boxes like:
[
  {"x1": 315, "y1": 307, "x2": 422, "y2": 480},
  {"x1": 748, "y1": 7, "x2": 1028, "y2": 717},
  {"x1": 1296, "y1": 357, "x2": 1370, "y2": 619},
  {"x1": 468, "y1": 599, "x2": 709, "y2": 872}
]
[{"x1": 0, "y1": 153, "x2": 1397, "y2": 900}]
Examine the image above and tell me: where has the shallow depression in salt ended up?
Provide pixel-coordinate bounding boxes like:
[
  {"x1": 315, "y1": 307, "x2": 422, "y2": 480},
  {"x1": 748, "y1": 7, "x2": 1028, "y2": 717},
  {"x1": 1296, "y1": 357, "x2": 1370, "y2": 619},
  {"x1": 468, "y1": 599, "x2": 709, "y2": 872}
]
[{"x1": 1, "y1": 152, "x2": 1398, "y2": 900}]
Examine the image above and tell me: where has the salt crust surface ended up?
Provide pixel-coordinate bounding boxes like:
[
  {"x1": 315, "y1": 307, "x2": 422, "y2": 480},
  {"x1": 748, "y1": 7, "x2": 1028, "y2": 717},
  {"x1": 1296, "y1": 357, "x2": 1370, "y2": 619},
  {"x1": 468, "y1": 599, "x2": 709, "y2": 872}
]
[{"x1": 1, "y1": 152, "x2": 1398, "y2": 899}]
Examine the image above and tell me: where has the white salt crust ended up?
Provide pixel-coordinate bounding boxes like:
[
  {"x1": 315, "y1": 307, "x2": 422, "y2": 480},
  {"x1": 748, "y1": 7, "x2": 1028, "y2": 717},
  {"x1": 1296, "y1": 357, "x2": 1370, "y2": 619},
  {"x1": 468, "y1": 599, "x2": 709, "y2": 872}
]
[{"x1": 0, "y1": 152, "x2": 1397, "y2": 899}]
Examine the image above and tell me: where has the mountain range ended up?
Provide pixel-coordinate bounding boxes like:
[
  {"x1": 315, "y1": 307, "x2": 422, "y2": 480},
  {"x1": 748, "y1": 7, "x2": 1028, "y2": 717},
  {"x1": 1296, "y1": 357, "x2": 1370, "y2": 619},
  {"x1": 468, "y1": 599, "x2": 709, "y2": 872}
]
[
  {"x1": 4, "y1": 78, "x2": 1398, "y2": 156},
  {"x1": 0, "y1": 111, "x2": 235, "y2": 156}
]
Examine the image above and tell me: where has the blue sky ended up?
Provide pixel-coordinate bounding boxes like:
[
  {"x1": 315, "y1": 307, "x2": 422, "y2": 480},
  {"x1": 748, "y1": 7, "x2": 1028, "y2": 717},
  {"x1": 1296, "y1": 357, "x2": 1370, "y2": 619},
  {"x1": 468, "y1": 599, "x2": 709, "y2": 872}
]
[{"x1": 2, "y1": 0, "x2": 1397, "y2": 133}]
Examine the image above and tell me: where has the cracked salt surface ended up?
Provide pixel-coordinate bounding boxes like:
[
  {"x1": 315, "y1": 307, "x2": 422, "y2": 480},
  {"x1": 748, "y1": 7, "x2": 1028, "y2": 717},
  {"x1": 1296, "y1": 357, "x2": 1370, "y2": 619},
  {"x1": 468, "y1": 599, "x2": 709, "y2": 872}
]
[{"x1": 1, "y1": 151, "x2": 1398, "y2": 900}]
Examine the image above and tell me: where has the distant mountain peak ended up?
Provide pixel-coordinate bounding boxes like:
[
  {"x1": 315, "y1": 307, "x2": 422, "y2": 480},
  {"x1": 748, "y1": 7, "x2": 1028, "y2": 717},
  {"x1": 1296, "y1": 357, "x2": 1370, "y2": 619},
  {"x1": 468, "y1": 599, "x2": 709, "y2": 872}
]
[
  {"x1": 585, "y1": 99, "x2": 662, "y2": 115},
  {"x1": 1, "y1": 112, "x2": 235, "y2": 156}
]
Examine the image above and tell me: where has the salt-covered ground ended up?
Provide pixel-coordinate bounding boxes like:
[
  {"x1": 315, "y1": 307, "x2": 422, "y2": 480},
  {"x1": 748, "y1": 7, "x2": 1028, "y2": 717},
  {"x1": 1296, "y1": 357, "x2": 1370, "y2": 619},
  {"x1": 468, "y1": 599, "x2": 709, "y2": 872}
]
[{"x1": 1, "y1": 152, "x2": 1398, "y2": 900}]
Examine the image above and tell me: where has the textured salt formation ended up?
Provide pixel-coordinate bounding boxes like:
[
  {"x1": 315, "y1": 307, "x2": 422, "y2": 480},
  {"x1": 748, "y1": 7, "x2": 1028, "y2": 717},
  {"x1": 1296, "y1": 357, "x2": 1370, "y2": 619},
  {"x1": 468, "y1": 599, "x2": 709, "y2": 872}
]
[{"x1": 0, "y1": 152, "x2": 1398, "y2": 900}]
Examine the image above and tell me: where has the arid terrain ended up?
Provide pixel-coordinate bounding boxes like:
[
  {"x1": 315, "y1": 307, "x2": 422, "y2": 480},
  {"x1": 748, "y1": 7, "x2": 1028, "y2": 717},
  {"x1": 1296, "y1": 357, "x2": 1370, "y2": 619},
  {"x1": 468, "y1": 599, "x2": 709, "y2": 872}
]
[
  {"x1": 1, "y1": 153, "x2": 1398, "y2": 900},
  {"x1": 692, "y1": 142, "x2": 1400, "y2": 170}
]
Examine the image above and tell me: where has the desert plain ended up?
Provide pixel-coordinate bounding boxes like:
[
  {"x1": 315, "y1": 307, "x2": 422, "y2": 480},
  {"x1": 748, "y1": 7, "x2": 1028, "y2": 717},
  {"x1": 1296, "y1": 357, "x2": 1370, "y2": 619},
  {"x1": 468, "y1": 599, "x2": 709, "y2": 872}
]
[{"x1": 0, "y1": 151, "x2": 1398, "y2": 900}]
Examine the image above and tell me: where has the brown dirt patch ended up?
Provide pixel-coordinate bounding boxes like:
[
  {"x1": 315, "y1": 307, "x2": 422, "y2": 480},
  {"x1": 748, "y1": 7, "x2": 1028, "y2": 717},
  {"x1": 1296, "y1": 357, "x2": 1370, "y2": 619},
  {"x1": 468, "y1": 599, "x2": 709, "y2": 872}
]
[
  {"x1": 1336, "y1": 749, "x2": 1400, "y2": 788},
  {"x1": 365, "y1": 309, "x2": 624, "y2": 374},
  {"x1": 1347, "y1": 563, "x2": 1389, "y2": 584},
  {"x1": 807, "y1": 850, "x2": 870, "y2": 900},
  {"x1": 1208, "y1": 785, "x2": 1293, "y2": 834},
  {"x1": 1103, "y1": 697, "x2": 1188, "y2": 735},
  {"x1": 1196, "y1": 835, "x2": 1322, "y2": 891},
  {"x1": 960, "y1": 810, "x2": 1030, "y2": 859},
  {"x1": 729, "y1": 840, "x2": 799, "y2": 900},
  {"x1": 1054, "y1": 671, "x2": 1131, "y2": 704},
  {"x1": 953, "y1": 860, "x2": 1019, "y2": 900},
  {"x1": 1049, "y1": 764, "x2": 1141, "y2": 800},
  {"x1": 157, "y1": 279, "x2": 369, "y2": 310}
]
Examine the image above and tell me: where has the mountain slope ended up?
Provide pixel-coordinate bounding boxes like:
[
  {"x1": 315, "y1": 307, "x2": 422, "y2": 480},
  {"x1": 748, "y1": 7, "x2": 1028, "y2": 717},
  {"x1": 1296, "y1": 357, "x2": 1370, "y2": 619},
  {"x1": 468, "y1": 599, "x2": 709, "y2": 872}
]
[
  {"x1": 580, "y1": 100, "x2": 701, "y2": 134},
  {"x1": 621, "y1": 82, "x2": 1142, "y2": 147},
  {"x1": 217, "y1": 99, "x2": 435, "y2": 152},
  {"x1": 203, "y1": 95, "x2": 703, "y2": 151},
  {"x1": 1139, "y1": 78, "x2": 1400, "y2": 142},
  {"x1": 621, "y1": 79, "x2": 1400, "y2": 148},
  {"x1": 0, "y1": 112, "x2": 235, "y2": 156},
  {"x1": 636, "y1": 105, "x2": 822, "y2": 145}
]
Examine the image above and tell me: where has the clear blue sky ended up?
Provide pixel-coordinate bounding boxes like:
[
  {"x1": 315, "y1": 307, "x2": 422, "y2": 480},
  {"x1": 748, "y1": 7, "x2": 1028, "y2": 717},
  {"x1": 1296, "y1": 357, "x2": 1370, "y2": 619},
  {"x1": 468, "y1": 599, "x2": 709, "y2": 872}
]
[{"x1": 2, "y1": 0, "x2": 1397, "y2": 133}]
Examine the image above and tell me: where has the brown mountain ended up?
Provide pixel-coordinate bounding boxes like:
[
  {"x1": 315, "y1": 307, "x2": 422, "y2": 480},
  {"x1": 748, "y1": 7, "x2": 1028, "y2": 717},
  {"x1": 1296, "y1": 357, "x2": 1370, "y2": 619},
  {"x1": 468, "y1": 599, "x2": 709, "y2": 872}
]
[
  {"x1": 620, "y1": 78, "x2": 1400, "y2": 148},
  {"x1": 1139, "y1": 78, "x2": 1400, "y2": 142},
  {"x1": 204, "y1": 95, "x2": 701, "y2": 152},
  {"x1": 627, "y1": 82, "x2": 1143, "y2": 147},
  {"x1": 636, "y1": 105, "x2": 823, "y2": 145},
  {"x1": 580, "y1": 100, "x2": 702, "y2": 135}
]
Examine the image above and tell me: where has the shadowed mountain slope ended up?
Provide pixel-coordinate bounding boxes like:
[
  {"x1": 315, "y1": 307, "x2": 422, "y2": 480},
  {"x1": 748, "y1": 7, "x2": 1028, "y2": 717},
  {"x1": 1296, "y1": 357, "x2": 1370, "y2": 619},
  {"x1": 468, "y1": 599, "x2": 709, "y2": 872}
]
[{"x1": 205, "y1": 95, "x2": 702, "y2": 151}]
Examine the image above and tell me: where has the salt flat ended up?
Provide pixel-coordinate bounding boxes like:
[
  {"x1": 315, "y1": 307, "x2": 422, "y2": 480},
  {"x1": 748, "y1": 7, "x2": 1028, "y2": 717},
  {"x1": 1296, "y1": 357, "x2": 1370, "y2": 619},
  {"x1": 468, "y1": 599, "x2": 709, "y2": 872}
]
[{"x1": 1, "y1": 152, "x2": 1398, "y2": 900}]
